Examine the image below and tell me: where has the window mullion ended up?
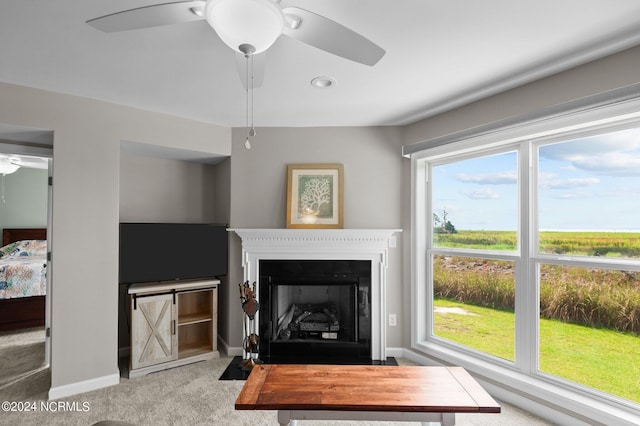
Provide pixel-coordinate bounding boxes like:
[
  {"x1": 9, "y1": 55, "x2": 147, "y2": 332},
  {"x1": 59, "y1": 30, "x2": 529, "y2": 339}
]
[{"x1": 516, "y1": 141, "x2": 538, "y2": 375}]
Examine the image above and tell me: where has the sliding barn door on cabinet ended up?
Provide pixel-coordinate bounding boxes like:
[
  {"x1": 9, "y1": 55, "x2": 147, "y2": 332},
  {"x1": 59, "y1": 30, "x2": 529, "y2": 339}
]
[{"x1": 130, "y1": 293, "x2": 178, "y2": 370}]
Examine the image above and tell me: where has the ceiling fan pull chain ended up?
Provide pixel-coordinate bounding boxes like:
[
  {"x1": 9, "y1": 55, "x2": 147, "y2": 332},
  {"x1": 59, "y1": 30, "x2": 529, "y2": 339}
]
[
  {"x1": 244, "y1": 50, "x2": 251, "y2": 149},
  {"x1": 250, "y1": 52, "x2": 256, "y2": 138}
]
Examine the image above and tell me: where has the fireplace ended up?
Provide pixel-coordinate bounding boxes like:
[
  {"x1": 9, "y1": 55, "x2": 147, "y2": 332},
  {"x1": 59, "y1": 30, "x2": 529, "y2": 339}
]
[
  {"x1": 259, "y1": 259, "x2": 371, "y2": 362},
  {"x1": 230, "y1": 228, "x2": 400, "y2": 363}
]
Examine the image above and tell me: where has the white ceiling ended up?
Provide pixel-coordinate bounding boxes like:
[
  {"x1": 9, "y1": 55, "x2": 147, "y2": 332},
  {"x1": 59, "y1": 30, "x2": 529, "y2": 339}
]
[{"x1": 1, "y1": 0, "x2": 640, "y2": 129}]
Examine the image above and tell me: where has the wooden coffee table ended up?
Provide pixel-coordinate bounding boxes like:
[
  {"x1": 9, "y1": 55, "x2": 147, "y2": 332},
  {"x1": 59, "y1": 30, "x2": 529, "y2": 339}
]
[{"x1": 235, "y1": 364, "x2": 500, "y2": 425}]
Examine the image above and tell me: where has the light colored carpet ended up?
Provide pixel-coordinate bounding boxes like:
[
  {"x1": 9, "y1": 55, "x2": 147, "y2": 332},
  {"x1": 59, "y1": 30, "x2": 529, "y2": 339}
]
[{"x1": 0, "y1": 328, "x2": 552, "y2": 426}]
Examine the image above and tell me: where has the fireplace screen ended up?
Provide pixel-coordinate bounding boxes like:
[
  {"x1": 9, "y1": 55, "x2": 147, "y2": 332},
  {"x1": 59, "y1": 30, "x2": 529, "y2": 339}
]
[
  {"x1": 259, "y1": 260, "x2": 371, "y2": 362},
  {"x1": 272, "y1": 281, "x2": 357, "y2": 342}
]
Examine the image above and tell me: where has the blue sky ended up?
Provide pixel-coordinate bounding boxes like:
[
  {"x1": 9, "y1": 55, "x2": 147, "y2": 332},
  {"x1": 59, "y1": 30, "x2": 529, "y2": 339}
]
[{"x1": 432, "y1": 127, "x2": 640, "y2": 232}]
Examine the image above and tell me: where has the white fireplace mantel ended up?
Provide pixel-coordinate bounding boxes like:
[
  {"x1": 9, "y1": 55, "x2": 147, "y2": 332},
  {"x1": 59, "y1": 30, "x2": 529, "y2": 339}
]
[{"x1": 229, "y1": 228, "x2": 401, "y2": 361}]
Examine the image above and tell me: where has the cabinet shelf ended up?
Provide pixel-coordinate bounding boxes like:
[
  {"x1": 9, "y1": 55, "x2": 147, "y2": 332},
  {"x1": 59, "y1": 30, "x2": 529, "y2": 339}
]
[
  {"x1": 179, "y1": 313, "x2": 212, "y2": 326},
  {"x1": 178, "y1": 343, "x2": 213, "y2": 359}
]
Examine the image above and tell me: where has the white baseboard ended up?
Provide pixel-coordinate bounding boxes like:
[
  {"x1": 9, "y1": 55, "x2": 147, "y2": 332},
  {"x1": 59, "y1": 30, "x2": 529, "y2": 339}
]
[
  {"x1": 385, "y1": 347, "x2": 406, "y2": 359},
  {"x1": 48, "y1": 373, "x2": 120, "y2": 400},
  {"x1": 217, "y1": 336, "x2": 243, "y2": 357}
]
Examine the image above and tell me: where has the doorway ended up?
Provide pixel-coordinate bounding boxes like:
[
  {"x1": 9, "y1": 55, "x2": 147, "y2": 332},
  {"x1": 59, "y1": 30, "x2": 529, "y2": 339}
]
[{"x1": 0, "y1": 128, "x2": 53, "y2": 399}]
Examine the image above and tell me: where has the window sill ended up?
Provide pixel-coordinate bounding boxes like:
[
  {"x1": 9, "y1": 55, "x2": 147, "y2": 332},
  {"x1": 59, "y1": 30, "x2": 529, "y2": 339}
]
[{"x1": 406, "y1": 341, "x2": 640, "y2": 426}]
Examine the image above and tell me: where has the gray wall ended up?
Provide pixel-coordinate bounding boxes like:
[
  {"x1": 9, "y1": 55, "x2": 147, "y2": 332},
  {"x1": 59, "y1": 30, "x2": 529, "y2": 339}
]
[
  {"x1": 0, "y1": 167, "x2": 48, "y2": 233},
  {"x1": 0, "y1": 82, "x2": 230, "y2": 396},
  {"x1": 403, "y1": 45, "x2": 640, "y2": 145},
  {"x1": 119, "y1": 153, "x2": 218, "y2": 223},
  {"x1": 213, "y1": 157, "x2": 232, "y2": 345},
  {"x1": 224, "y1": 126, "x2": 407, "y2": 350}
]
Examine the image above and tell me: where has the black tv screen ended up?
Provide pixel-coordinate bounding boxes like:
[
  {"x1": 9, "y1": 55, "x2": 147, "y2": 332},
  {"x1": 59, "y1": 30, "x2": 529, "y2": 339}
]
[{"x1": 119, "y1": 223, "x2": 228, "y2": 284}]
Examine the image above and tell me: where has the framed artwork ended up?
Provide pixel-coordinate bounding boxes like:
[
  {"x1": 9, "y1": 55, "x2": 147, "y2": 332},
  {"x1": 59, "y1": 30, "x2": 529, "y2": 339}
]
[{"x1": 286, "y1": 163, "x2": 344, "y2": 229}]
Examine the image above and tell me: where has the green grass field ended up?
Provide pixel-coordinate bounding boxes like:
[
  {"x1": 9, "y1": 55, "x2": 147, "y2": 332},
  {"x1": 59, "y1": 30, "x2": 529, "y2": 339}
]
[
  {"x1": 434, "y1": 230, "x2": 640, "y2": 257},
  {"x1": 434, "y1": 298, "x2": 640, "y2": 404},
  {"x1": 432, "y1": 229, "x2": 640, "y2": 403}
]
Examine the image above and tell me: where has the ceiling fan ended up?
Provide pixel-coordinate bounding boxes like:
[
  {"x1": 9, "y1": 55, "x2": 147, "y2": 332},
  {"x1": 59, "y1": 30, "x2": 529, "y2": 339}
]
[
  {"x1": 86, "y1": 0, "x2": 386, "y2": 82},
  {"x1": 86, "y1": 0, "x2": 385, "y2": 149},
  {"x1": 0, "y1": 154, "x2": 48, "y2": 175}
]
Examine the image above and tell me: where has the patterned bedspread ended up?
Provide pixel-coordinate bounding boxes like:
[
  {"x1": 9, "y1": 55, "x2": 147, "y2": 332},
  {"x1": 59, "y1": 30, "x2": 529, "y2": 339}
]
[{"x1": 0, "y1": 240, "x2": 47, "y2": 299}]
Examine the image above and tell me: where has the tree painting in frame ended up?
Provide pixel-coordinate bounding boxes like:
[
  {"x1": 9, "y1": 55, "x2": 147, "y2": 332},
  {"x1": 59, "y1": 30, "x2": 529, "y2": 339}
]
[{"x1": 287, "y1": 164, "x2": 344, "y2": 229}]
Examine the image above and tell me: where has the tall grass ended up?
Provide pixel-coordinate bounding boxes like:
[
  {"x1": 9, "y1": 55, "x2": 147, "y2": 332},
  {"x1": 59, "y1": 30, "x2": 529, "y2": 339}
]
[
  {"x1": 433, "y1": 256, "x2": 515, "y2": 311},
  {"x1": 540, "y1": 265, "x2": 640, "y2": 333},
  {"x1": 434, "y1": 254, "x2": 640, "y2": 334}
]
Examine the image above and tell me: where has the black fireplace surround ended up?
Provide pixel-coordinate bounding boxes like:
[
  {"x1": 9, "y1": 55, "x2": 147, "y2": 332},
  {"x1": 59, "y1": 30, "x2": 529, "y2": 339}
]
[{"x1": 258, "y1": 259, "x2": 372, "y2": 363}]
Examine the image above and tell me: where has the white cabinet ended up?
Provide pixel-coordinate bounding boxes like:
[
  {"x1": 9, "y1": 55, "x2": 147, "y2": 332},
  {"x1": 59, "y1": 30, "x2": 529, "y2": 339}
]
[{"x1": 128, "y1": 279, "x2": 219, "y2": 378}]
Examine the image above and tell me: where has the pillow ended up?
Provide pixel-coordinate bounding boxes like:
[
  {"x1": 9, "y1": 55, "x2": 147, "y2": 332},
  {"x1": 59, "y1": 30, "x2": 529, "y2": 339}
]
[{"x1": 0, "y1": 240, "x2": 47, "y2": 258}]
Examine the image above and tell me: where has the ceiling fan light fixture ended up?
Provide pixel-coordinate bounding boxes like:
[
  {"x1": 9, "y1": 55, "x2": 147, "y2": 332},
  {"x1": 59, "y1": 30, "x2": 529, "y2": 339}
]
[
  {"x1": 0, "y1": 159, "x2": 20, "y2": 175},
  {"x1": 205, "y1": 0, "x2": 284, "y2": 54}
]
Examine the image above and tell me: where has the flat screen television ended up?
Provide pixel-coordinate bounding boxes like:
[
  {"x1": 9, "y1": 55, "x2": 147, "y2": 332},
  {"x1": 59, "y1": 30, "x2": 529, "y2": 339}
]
[{"x1": 119, "y1": 223, "x2": 228, "y2": 285}]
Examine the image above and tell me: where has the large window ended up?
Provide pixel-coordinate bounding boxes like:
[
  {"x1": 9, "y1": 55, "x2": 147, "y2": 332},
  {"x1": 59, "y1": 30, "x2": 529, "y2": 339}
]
[
  {"x1": 535, "y1": 128, "x2": 640, "y2": 403},
  {"x1": 413, "y1": 119, "x2": 640, "y2": 419},
  {"x1": 431, "y1": 151, "x2": 518, "y2": 361}
]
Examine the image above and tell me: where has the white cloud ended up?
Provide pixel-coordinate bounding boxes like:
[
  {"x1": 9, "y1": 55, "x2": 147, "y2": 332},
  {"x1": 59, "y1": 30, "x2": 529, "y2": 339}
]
[
  {"x1": 539, "y1": 127, "x2": 640, "y2": 176},
  {"x1": 455, "y1": 171, "x2": 517, "y2": 185},
  {"x1": 568, "y1": 152, "x2": 640, "y2": 176}
]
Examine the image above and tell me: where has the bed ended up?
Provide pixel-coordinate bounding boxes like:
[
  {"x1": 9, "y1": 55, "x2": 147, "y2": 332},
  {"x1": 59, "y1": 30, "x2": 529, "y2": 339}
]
[{"x1": 0, "y1": 228, "x2": 47, "y2": 331}]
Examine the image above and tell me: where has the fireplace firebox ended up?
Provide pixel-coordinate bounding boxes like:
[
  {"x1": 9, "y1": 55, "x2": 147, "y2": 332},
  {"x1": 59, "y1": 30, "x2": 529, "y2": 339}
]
[{"x1": 259, "y1": 260, "x2": 371, "y2": 363}]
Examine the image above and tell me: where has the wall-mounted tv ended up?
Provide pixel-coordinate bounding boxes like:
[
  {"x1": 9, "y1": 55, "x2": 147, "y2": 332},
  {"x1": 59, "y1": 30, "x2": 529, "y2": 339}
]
[{"x1": 119, "y1": 223, "x2": 228, "y2": 285}]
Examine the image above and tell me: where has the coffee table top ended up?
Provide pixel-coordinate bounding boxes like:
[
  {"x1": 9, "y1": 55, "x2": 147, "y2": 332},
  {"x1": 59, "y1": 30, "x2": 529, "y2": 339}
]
[{"x1": 235, "y1": 364, "x2": 501, "y2": 414}]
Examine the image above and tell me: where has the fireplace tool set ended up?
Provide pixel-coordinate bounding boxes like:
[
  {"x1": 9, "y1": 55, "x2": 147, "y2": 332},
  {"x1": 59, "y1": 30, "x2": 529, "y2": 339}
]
[{"x1": 239, "y1": 281, "x2": 262, "y2": 370}]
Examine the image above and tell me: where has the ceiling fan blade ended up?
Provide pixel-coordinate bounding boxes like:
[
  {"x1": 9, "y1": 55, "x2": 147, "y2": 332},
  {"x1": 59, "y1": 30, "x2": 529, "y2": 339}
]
[
  {"x1": 10, "y1": 157, "x2": 48, "y2": 170},
  {"x1": 235, "y1": 51, "x2": 266, "y2": 90},
  {"x1": 281, "y1": 7, "x2": 385, "y2": 66},
  {"x1": 86, "y1": 1, "x2": 206, "y2": 33}
]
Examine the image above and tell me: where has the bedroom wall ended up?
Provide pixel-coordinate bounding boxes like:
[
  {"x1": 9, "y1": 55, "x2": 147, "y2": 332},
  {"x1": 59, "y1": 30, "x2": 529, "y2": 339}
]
[
  {"x1": 223, "y1": 126, "x2": 407, "y2": 352},
  {"x1": 0, "y1": 167, "x2": 48, "y2": 233},
  {"x1": 0, "y1": 82, "x2": 230, "y2": 398}
]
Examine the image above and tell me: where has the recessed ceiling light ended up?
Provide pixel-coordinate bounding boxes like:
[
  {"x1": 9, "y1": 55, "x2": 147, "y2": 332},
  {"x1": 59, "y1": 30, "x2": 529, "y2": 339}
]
[{"x1": 311, "y1": 76, "x2": 336, "y2": 88}]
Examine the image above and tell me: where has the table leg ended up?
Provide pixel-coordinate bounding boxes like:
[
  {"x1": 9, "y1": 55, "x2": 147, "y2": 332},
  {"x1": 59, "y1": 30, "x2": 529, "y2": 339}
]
[
  {"x1": 277, "y1": 410, "x2": 298, "y2": 426},
  {"x1": 420, "y1": 413, "x2": 455, "y2": 426},
  {"x1": 441, "y1": 412, "x2": 455, "y2": 426}
]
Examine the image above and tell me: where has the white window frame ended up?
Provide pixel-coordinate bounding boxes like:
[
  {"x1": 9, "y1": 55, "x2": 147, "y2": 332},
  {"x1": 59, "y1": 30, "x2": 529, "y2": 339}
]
[
  {"x1": 409, "y1": 93, "x2": 640, "y2": 426},
  {"x1": 426, "y1": 145, "x2": 523, "y2": 368}
]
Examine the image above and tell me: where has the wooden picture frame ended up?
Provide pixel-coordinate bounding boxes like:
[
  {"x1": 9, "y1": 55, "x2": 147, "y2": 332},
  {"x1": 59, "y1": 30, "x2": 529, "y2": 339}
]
[{"x1": 286, "y1": 163, "x2": 344, "y2": 229}]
